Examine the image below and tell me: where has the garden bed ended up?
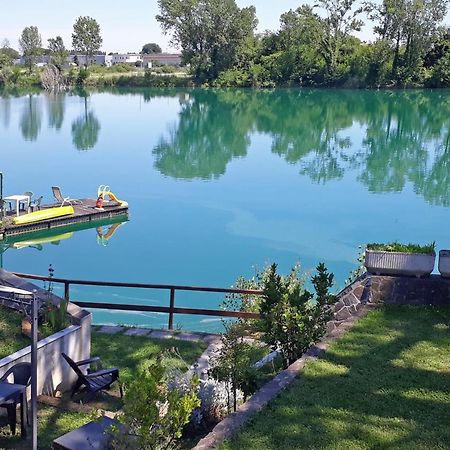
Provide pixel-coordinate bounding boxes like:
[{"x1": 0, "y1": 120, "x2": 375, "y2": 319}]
[{"x1": 221, "y1": 306, "x2": 450, "y2": 450}]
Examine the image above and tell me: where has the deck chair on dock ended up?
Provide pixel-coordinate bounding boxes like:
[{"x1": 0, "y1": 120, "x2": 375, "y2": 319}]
[
  {"x1": 52, "y1": 186, "x2": 82, "y2": 207},
  {"x1": 62, "y1": 353, "x2": 122, "y2": 403}
]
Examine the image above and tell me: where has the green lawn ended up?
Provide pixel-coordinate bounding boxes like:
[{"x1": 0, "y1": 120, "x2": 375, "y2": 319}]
[
  {"x1": 0, "y1": 329, "x2": 207, "y2": 449},
  {"x1": 0, "y1": 306, "x2": 30, "y2": 359},
  {"x1": 90, "y1": 329, "x2": 207, "y2": 379},
  {"x1": 222, "y1": 306, "x2": 450, "y2": 450}
]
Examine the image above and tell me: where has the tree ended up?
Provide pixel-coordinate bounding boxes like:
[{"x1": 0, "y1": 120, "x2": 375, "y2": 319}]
[
  {"x1": 48, "y1": 36, "x2": 69, "y2": 71},
  {"x1": 19, "y1": 26, "x2": 42, "y2": 73},
  {"x1": 314, "y1": 0, "x2": 366, "y2": 81},
  {"x1": 72, "y1": 16, "x2": 102, "y2": 67},
  {"x1": 370, "y1": 0, "x2": 449, "y2": 82},
  {"x1": 157, "y1": 0, "x2": 257, "y2": 80},
  {"x1": 274, "y1": 5, "x2": 326, "y2": 84},
  {"x1": 0, "y1": 39, "x2": 19, "y2": 67},
  {"x1": 141, "y1": 42, "x2": 162, "y2": 54}
]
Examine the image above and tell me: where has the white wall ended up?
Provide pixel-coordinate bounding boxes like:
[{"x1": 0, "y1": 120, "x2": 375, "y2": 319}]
[
  {"x1": 0, "y1": 269, "x2": 91, "y2": 396},
  {"x1": 0, "y1": 321, "x2": 90, "y2": 395}
]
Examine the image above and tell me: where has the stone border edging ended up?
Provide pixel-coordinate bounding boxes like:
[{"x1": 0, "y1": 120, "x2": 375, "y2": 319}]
[{"x1": 193, "y1": 304, "x2": 376, "y2": 450}]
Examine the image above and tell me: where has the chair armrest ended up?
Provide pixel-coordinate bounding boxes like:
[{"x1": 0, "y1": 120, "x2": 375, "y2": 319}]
[
  {"x1": 76, "y1": 356, "x2": 101, "y2": 367},
  {"x1": 85, "y1": 368, "x2": 119, "y2": 379},
  {"x1": 0, "y1": 368, "x2": 13, "y2": 382}
]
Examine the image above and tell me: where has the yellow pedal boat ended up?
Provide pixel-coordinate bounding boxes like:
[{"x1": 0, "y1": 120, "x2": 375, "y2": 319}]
[{"x1": 13, "y1": 206, "x2": 75, "y2": 225}]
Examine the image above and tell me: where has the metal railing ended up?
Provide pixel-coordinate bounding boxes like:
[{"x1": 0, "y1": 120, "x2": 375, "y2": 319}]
[{"x1": 13, "y1": 272, "x2": 263, "y2": 330}]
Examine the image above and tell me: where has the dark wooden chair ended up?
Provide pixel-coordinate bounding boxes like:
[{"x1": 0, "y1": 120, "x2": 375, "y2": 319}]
[
  {"x1": 61, "y1": 353, "x2": 122, "y2": 403},
  {"x1": 0, "y1": 362, "x2": 31, "y2": 435}
]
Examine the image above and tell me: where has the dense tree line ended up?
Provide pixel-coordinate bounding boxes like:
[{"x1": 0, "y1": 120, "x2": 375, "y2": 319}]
[{"x1": 157, "y1": 0, "x2": 450, "y2": 87}]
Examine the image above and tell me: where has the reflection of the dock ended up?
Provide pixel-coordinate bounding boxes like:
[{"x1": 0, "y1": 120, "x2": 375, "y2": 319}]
[{"x1": 0, "y1": 215, "x2": 127, "y2": 262}]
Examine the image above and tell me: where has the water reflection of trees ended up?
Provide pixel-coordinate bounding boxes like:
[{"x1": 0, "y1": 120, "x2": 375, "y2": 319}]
[
  {"x1": 47, "y1": 93, "x2": 65, "y2": 130},
  {"x1": 0, "y1": 95, "x2": 11, "y2": 128},
  {"x1": 19, "y1": 94, "x2": 41, "y2": 141},
  {"x1": 71, "y1": 94, "x2": 100, "y2": 151},
  {"x1": 153, "y1": 88, "x2": 450, "y2": 206},
  {"x1": 153, "y1": 90, "x2": 252, "y2": 179}
]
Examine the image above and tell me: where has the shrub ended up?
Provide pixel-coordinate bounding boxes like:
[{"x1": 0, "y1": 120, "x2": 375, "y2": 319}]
[
  {"x1": 209, "y1": 322, "x2": 259, "y2": 412},
  {"x1": 112, "y1": 361, "x2": 200, "y2": 450},
  {"x1": 259, "y1": 263, "x2": 335, "y2": 367},
  {"x1": 427, "y1": 52, "x2": 450, "y2": 87},
  {"x1": 366, "y1": 242, "x2": 436, "y2": 254},
  {"x1": 76, "y1": 68, "x2": 89, "y2": 85},
  {"x1": 213, "y1": 69, "x2": 250, "y2": 87}
]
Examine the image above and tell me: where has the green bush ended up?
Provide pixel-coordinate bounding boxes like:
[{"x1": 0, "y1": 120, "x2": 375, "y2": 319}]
[
  {"x1": 112, "y1": 361, "x2": 200, "y2": 450},
  {"x1": 110, "y1": 63, "x2": 137, "y2": 73},
  {"x1": 76, "y1": 68, "x2": 89, "y2": 85},
  {"x1": 259, "y1": 263, "x2": 335, "y2": 368},
  {"x1": 427, "y1": 52, "x2": 450, "y2": 87},
  {"x1": 213, "y1": 69, "x2": 251, "y2": 87},
  {"x1": 366, "y1": 242, "x2": 436, "y2": 254}
]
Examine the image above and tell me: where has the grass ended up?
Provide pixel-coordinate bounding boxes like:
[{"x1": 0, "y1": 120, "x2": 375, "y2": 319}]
[
  {"x1": 0, "y1": 306, "x2": 30, "y2": 359},
  {"x1": 0, "y1": 328, "x2": 207, "y2": 449},
  {"x1": 90, "y1": 329, "x2": 207, "y2": 379},
  {"x1": 0, "y1": 406, "x2": 90, "y2": 450},
  {"x1": 366, "y1": 242, "x2": 436, "y2": 254},
  {"x1": 221, "y1": 306, "x2": 450, "y2": 450}
]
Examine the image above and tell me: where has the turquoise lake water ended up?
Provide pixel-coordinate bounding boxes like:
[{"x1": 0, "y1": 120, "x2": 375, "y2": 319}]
[{"x1": 1, "y1": 88, "x2": 450, "y2": 331}]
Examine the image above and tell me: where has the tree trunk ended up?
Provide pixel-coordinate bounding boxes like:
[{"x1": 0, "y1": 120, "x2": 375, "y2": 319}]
[{"x1": 392, "y1": 31, "x2": 401, "y2": 80}]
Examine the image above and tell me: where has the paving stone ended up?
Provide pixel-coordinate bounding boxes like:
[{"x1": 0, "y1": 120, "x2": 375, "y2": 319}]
[
  {"x1": 149, "y1": 330, "x2": 174, "y2": 339},
  {"x1": 203, "y1": 334, "x2": 221, "y2": 344},
  {"x1": 187, "y1": 340, "x2": 223, "y2": 379},
  {"x1": 98, "y1": 325, "x2": 124, "y2": 334},
  {"x1": 124, "y1": 328, "x2": 151, "y2": 336},
  {"x1": 172, "y1": 332, "x2": 203, "y2": 342}
]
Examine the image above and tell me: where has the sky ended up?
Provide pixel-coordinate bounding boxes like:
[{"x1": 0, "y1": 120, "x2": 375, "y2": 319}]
[
  {"x1": 0, "y1": 0, "x2": 378, "y2": 53},
  {"x1": 0, "y1": 0, "x2": 435, "y2": 54}
]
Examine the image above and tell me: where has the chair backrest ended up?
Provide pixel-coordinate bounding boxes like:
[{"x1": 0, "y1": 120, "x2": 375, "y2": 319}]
[
  {"x1": 52, "y1": 186, "x2": 64, "y2": 203},
  {"x1": 33, "y1": 196, "x2": 43, "y2": 206},
  {"x1": 61, "y1": 353, "x2": 86, "y2": 381},
  {"x1": 0, "y1": 362, "x2": 32, "y2": 386},
  {"x1": 23, "y1": 191, "x2": 33, "y2": 200}
]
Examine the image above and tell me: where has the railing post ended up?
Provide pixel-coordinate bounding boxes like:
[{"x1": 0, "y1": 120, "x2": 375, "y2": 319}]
[
  {"x1": 64, "y1": 282, "x2": 70, "y2": 302},
  {"x1": 168, "y1": 288, "x2": 175, "y2": 330}
]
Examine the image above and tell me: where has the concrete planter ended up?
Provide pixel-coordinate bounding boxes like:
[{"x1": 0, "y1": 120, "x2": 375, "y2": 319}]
[
  {"x1": 438, "y1": 250, "x2": 450, "y2": 278},
  {"x1": 365, "y1": 250, "x2": 435, "y2": 277}
]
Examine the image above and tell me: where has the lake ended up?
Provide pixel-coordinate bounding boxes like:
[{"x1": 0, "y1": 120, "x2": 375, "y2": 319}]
[{"x1": 1, "y1": 88, "x2": 449, "y2": 331}]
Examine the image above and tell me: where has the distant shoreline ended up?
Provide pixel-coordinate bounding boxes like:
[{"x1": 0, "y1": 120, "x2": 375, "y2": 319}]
[{"x1": 0, "y1": 67, "x2": 448, "y2": 91}]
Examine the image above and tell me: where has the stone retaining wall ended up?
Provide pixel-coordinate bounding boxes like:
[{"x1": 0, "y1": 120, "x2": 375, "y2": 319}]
[{"x1": 330, "y1": 273, "x2": 450, "y2": 326}]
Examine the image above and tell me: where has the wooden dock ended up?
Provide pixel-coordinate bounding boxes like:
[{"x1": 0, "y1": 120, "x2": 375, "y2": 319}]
[{"x1": 0, "y1": 199, "x2": 129, "y2": 240}]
